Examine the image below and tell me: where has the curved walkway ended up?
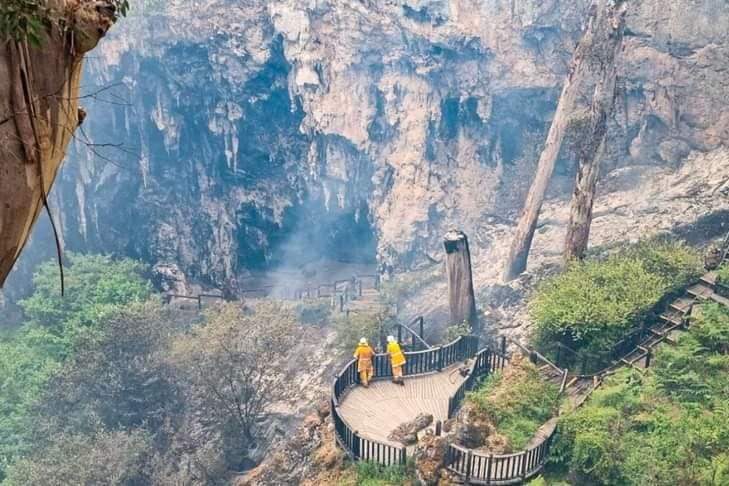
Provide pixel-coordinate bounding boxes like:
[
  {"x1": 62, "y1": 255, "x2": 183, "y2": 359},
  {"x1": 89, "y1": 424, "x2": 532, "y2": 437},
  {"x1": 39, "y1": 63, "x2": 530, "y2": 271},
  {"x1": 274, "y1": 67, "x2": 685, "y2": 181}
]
[{"x1": 337, "y1": 364, "x2": 467, "y2": 445}]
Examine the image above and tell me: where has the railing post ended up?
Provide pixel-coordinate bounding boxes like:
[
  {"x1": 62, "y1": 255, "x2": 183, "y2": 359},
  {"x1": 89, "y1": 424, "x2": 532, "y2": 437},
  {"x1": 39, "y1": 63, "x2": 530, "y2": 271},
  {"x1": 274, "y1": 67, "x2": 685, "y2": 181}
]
[
  {"x1": 401, "y1": 446, "x2": 407, "y2": 465},
  {"x1": 435, "y1": 420, "x2": 442, "y2": 437},
  {"x1": 645, "y1": 348, "x2": 652, "y2": 368},
  {"x1": 486, "y1": 454, "x2": 493, "y2": 485},
  {"x1": 437, "y1": 346, "x2": 443, "y2": 371},
  {"x1": 339, "y1": 294, "x2": 344, "y2": 312},
  {"x1": 197, "y1": 295, "x2": 202, "y2": 311},
  {"x1": 556, "y1": 344, "x2": 562, "y2": 366},
  {"x1": 397, "y1": 324, "x2": 402, "y2": 344},
  {"x1": 419, "y1": 317, "x2": 424, "y2": 343},
  {"x1": 500, "y1": 335, "x2": 506, "y2": 356},
  {"x1": 465, "y1": 450, "x2": 473, "y2": 484},
  {"x1": 520, "y1": 450, "x2": 528, "y2": 480}
]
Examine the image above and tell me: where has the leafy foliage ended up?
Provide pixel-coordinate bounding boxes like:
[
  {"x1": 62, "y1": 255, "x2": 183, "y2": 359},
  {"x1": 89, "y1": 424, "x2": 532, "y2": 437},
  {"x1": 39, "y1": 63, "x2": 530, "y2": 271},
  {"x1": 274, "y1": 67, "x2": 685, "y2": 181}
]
[
  {"x1": 442, "y1": 320, "x2": 472, "y2": 343},
  {"x1": 0, "y1": 0, "x2": 129, "y2": 44},
  {"x1": 0, "y1": 254, "x2": 152, "y2": 478},
  {"x1": 531, "y1": 241, "x2": 701, "y2": 363},
  {"x1": 355, "y1": 461, "x2": 415, "y2": 486},
  {"x1": 334, "y1": 310, "x2": 391, "y2": 354},
  {"x1": 552, "y1": 303, "x2": 729, "y2": 485},
  {"x1": 467, "y1": 357, "x2": 560, "y2": 449},
  {"x1": 0, "y1": 334, "x2": 60, "y2": 474},
  {"x1": 18, "y1": 253, "x2": 152, "y2": 358},
  {"x1": 171, "y1": 301, "x2": 301, "y2": 445},
  {"x1": 3, "y1": 429, "x2": 151, "y2": 486}
]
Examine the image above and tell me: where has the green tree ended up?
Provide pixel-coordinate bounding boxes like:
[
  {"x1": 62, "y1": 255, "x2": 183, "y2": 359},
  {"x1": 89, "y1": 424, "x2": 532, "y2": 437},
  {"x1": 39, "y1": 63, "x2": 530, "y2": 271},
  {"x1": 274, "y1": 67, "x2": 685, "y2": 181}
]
[
  {"x1": 3, "y1": 429, "x2": 151, "y2": 486},
  {"x1": 171, "y1": 301, "x2": 302, "y2": 469},
  {"x1": 18, "y1": 253, "x2": 152, "y2": 358}
]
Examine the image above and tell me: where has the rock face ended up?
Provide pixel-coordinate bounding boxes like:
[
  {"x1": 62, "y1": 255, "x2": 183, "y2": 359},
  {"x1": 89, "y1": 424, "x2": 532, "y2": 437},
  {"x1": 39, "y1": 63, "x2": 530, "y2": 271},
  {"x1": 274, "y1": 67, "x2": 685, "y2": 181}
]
[
  {"x1": 12, "y1": 0, "x2": 729, "y2": 289},
  {"x1": 0, "y1": 0, "x2": 118, "y2": 286}
]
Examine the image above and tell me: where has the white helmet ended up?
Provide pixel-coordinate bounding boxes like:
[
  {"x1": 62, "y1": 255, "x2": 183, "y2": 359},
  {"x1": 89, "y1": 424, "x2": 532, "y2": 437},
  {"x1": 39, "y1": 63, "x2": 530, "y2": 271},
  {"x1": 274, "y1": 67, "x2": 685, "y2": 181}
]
[
  {"x1": 387, "y1": 335, "x2": 395, "y2": 343},
  {"x1": 359, "y1": 337, "x2": 368, "y2": 345}
]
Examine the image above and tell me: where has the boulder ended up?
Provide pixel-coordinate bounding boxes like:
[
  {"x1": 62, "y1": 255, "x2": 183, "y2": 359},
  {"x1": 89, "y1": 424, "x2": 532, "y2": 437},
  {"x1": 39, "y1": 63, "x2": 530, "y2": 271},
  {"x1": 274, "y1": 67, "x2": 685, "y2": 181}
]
[{"x1": 388, "y1": 413, "x2": 433, "y2": 445}]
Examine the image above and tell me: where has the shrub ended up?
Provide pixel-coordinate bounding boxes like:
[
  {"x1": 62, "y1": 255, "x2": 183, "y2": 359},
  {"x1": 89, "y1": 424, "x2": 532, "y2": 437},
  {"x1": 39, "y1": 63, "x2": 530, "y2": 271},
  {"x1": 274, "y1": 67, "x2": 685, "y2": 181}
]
[
  {"x1": 442, "y1": 320, "x2": 471, "y2": 343},
  {"x1": 618, "y1": 240, "x2": 702, "y2": 292},
  {"x1": 467, "y1": 358, "x2": 559, "y2": 449},
  {"x1": 19, "y1": 253, "x2": 152, "y2": 357},
  {"x1": 715, "y1": 264, "x2": 729, "y2": 298},
  {"x1": 0, "y1": 0, "x2": 129, "y2": 44},
  {"x1": 295, "y1": 299, "x2": 333, "y2": 327},
  {"x1": 355, "y1": 461, "x2": 414, "y2": 486},
  {"x1": 553, "y1": 304, "x2": 729, "y2": 485},
  {"x1": 333, "y1": 310, "x2": 391, "y2": 355},
  {"x1": 531, "y1": 241, "x2": 701, "y2": 364}
]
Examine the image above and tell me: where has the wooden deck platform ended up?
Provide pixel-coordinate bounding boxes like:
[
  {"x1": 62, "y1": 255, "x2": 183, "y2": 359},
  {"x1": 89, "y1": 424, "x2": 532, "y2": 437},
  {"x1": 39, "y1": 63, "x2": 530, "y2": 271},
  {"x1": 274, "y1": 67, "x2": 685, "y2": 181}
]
[{"x1": 337, "y1": 364, "x2": 467, "y2": 446}]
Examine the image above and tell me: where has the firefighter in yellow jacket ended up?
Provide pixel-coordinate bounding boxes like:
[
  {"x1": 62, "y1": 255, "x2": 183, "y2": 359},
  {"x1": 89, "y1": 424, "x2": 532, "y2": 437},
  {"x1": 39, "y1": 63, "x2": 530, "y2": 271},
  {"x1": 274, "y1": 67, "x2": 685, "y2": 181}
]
[
  {"x1": 387, "y1": 335, "x2": 406, "y2": 385},
  {"x1": 353, "y1": 337, "x2": 376, "y2": 387}
]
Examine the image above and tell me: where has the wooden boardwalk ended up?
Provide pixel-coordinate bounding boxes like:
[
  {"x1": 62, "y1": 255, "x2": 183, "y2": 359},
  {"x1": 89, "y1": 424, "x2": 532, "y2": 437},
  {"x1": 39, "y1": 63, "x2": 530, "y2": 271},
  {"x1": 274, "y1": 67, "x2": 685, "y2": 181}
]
[{"x1": 337, "y1": 365, "x2": 467, "y2": 445}]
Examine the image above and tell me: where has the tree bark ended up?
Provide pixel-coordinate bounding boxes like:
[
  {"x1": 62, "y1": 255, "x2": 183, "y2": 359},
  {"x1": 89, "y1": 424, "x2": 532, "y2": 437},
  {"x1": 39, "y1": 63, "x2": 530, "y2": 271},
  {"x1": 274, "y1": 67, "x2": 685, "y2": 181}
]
[
  {"x1": 0, "y1": 1, "x2": 117, "y2": 286},
  {"x1": 503, "y1": 0, "x2": 625, "y2": 281},
  {"x1": 444, "y1": 230, "x2": 478, "y2": 332},
  {"x1": 564, "y1": 1, "x2": 628, "y2": 262}
]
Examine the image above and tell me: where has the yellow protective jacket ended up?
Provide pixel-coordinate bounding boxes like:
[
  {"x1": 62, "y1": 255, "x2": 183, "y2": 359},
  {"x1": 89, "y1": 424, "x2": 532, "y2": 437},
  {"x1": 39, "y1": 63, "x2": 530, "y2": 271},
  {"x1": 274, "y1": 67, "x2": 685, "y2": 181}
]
[
  {"x1": 353, "y1": 344, "x2": 375, "y2": 372},
  {"x1": 387, "y1": 341, "x2": 406, "y2": 367}
]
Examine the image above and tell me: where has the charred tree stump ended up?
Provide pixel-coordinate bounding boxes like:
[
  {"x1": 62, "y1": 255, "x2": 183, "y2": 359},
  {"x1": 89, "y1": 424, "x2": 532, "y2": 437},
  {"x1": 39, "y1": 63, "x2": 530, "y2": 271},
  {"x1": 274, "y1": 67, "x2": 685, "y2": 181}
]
[
  {"x1": 444, "y1": 230, "x2": 479, "y2": 332},
  {"x1": 503, "y1": 0, "x2": 623, "y2": 281}
]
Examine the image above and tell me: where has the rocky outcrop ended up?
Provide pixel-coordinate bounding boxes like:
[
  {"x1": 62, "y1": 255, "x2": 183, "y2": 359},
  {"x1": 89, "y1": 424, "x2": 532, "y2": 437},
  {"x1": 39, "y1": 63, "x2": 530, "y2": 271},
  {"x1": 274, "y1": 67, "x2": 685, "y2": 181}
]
[
  {"x1": 0, "y1": 0, "x2": 118, "y2": 286},
  {"x1": 389, "y1": 412, "x2": 433, "y2": 445},
  {"x1": 9, "y1": 0, "x2": 725, "y2": 292}
]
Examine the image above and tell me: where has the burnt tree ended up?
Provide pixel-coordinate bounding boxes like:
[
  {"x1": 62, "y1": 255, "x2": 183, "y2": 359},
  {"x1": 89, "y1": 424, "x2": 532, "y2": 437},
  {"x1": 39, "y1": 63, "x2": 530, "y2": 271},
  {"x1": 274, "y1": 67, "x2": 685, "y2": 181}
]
[
  {"x1": 564, "y1": 0, "x2": 628, "y2": 261},
  {"x1": 503, "y1": 0, "x2": 626, "y2": 281},
  {"x1": 444, "y1": 230, "x2": 478, "y2": 332}
]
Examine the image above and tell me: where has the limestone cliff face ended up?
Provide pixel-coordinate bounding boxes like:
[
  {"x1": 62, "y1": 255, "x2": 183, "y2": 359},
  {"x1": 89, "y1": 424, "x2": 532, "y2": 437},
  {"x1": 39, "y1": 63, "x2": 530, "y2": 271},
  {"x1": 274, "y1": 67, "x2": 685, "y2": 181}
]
[{"x1": 42, "y1": 0, "x2": 729, "y2": 287}]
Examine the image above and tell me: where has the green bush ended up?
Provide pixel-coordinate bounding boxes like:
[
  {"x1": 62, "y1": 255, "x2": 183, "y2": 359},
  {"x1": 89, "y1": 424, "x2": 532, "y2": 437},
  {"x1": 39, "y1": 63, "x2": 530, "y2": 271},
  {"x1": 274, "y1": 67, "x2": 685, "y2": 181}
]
[
  {"x1": 0, "y1": 254, "x2": 153, "y2": 478},
  {"x1": 531, "y1": 241, "x2": 701, "y2": 364},
  {"x1": 467, "y1": 359, "x2": 559, "y2": 449},
  {"x1": 442, "y1": 320, "x2": 471, "y2": 343},
  {"x1": 715, "y1": 264, "x2": 729, "y2": 298},
  {"x1": 19, "y1": 253, "x2": 152, "y2": 358},
  {"x1": 553, "y1": 303, "x2": 729, "y2": 485},
  {"x1": 355, "y1": 461, "x2": 414, "y2": 486},
  {"x1": 0, "y1": 0, "x2": 129, "y2": 44},
  {"x1": 333, "y1": 311, "x2": 391, "y2": 355}
]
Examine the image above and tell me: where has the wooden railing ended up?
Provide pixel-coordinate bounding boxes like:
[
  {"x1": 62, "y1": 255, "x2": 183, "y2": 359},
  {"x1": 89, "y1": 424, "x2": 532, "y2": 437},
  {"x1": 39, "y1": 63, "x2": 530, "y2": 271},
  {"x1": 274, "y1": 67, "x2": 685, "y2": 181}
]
[
  {"x1": 445, "y1": 430, "x2": 555, "y2": 485},
  {"x1": 395, "y1": 316, "x2": 429, "y2": 351},
  {"x1": 165, "y1": 293, "x2": 226, "y2": 310},
  {"x1": 331, "y1": 334, "x2": 482, "y2": 464},
  {"x1": 447, "y1": 347, "x2": 507, "y2": 418}
]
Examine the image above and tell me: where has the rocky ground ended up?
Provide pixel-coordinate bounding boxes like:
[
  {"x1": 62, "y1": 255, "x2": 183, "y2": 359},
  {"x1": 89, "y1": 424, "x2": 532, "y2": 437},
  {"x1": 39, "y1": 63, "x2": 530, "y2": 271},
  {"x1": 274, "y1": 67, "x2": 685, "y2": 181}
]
[{"x1": 399, "y1": 147, "x2": 729, "y2": 344}]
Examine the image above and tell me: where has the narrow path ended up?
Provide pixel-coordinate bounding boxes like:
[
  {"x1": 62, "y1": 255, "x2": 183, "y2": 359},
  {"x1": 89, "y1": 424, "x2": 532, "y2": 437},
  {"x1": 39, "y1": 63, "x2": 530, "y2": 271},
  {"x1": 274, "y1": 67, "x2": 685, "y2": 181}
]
[{"x1": 337, "y1": 364, "x2": 467, "y2": 446}]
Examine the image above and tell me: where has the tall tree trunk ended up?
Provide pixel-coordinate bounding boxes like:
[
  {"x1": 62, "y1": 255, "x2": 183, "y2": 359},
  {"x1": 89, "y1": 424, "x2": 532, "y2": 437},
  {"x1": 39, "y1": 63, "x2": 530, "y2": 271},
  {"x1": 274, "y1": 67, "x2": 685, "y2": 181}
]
[
  {"x1": 564, "y1": 1, "x2": 628, "y2": 262},
  {"x1": 444, "y1": 230, "x2": 479, "y2": 332},
  {"x1": 503, "y1": 0, "x2": 626, "y2": 281}
]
